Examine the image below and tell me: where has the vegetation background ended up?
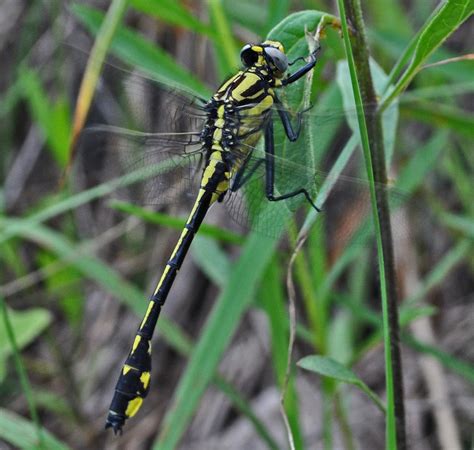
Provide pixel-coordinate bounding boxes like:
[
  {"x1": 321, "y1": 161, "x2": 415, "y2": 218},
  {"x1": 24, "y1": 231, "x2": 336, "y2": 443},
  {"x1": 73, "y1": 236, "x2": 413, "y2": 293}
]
[{"x1": 0, "y1": 1, "x2": 472, "y2": 449}]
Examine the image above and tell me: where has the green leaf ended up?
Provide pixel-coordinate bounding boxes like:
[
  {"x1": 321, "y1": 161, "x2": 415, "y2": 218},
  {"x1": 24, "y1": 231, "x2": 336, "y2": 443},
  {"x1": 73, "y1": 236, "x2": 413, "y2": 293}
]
[
  {"x1": 383, "y1": 0, "x2": 473, "y2": 108},
  {"x1": 298, "y1": 354, "x2": 360, "y2": 384},
  {"x1": 297, "y1": 355, "x2": 385, "y2": 413},
  {"x1": 0, "y1": 408, "x2": 70, "y2": 450},
  {"x1": 0, "y1": 307, "x2": 51, "y2": 381},
  {"x1": 72, "y1": 3, "x2": 210, "y2": 98}
]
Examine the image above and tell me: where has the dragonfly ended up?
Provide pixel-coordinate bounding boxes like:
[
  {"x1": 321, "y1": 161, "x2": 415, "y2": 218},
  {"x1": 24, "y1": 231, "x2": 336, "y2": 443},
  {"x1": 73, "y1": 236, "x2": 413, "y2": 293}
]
[
  {"x1": 100, "y1": 40, "x2": 322, "y2": 434},
  {"x1": 48, "y1": 35, "x2": 469, "y2": 435}
]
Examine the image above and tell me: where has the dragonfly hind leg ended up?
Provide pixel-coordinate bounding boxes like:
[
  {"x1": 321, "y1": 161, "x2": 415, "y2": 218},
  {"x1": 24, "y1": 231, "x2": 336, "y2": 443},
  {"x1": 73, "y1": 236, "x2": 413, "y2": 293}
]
[{"x1": 264, "y1": 118, "x2": 320, "y2": 212}]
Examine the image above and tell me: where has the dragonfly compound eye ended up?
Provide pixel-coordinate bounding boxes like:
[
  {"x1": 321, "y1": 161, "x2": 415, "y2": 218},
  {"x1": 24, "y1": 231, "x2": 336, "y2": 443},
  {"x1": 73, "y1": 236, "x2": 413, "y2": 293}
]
[
  {"x1": 264, "y1": 47, "x2": 288, "y2": 74},
  {"x1": 240, "y1": 44, "x2": 259, "y2": 67}
]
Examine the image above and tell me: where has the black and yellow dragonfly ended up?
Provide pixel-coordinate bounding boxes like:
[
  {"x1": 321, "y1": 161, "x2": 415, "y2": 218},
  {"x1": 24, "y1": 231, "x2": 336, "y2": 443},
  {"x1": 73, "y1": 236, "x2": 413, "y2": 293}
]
[{"x1": 101, "y1": 40, "x2": 321, "y2": 433}]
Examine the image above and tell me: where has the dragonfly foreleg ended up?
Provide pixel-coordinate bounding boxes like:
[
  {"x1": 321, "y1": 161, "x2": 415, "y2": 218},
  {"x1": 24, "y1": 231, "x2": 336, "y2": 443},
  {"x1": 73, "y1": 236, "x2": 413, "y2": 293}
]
[{"x1": 282, "y1": 46, "x2": 320, "y2": 86}]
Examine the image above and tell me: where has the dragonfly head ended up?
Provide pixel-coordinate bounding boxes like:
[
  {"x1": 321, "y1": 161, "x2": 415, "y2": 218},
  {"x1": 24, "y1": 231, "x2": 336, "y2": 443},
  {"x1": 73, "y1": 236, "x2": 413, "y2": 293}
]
[{"x1": 240, "y1": 40, "x2": 288, "y2": 78}]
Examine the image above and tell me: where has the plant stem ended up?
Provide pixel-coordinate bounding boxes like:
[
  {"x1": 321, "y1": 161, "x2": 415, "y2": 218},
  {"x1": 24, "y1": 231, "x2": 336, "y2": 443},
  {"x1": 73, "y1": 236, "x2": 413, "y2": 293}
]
[
  {"x1": 0, "y1": 297, "x2": 45, "y2": 449},
  {"x1": 339, "y1": 1, "x2": 407, "y2": 449}
]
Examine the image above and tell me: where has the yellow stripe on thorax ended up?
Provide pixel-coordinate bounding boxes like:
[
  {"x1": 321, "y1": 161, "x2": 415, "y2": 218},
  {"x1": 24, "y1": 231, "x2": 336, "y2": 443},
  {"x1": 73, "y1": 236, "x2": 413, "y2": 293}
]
[
  {"x1": 243, "y1": 92, "x2": 274, "y2": 117},
  {"x1": 231, "y1": 72, "x2": 263, "y2": 101},
  {"x1": 215, "y1": 72, "x2": 242, "y2": 96}
]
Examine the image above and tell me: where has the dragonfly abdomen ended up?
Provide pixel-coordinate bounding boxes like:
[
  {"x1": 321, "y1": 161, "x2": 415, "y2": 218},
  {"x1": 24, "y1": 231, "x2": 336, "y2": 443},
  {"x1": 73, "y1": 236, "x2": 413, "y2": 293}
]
[{"x1": 105, "y1": 157, "x2": 228, "y2": 434}]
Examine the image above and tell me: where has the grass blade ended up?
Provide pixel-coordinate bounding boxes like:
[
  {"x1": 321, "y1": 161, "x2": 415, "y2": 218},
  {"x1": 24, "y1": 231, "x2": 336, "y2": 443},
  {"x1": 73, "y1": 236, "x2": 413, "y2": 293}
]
[
  {"x1": 68, "y1": 0, "x2": 129, "y2": 165},
  {"x1": 0, "y1": 408, "x2": 70, "y2": 450},
  {"x1": 0, "y1": 298, "x2": 47, "y2": 448},
  {"x1": 72, "y1": 3, "x2": 209, "y2": 97},
  {"x1": 382, "y1": 0, "x2": 473, "y2": 109}
]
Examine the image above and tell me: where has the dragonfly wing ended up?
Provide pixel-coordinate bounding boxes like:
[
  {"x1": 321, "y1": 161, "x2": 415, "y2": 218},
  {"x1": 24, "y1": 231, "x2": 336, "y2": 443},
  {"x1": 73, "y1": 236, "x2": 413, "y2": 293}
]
[
  {"x1": 65, "y1": 43, "x2": 208, "y2": 135},
  {"x1": 74, "y1": 127, "x2": 205, "y2": 207},
  {"x1": 224, "y1": 146, "x2": 412, "y2": 252}
]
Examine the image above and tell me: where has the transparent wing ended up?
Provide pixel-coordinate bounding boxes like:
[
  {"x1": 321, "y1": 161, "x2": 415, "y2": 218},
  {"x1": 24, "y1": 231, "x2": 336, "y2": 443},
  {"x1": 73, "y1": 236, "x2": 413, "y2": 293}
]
[
  {"x1": 223, "y1": 143, "x2": 413, "y2": 247},
  {"x1": 64, "y1": 45, "x2": 209, "y2": 208},
  {"x1": 73, "y1": 126, "x2": 205, "y2": 208}
]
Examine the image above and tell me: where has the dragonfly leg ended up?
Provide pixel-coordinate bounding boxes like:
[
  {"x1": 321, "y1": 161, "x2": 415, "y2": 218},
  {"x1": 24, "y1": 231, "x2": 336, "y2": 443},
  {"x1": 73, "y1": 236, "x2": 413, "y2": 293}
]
[
  {"x1": 275, "y1": 95, "x2": 303, "y2": 142},
  {"x1": 282, "y1": 46, "x2": 320, "y2": 86},
  {"x1": 276, "y1": 47, "x2": 320, "y2": 141},
  {"x1": 264, "y1": 118, "x2": 320, "y2": 212}
]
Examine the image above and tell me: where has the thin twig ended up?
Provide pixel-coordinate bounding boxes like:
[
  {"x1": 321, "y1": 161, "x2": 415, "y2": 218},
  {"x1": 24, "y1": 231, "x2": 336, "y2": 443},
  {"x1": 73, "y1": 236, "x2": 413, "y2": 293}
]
[{"x1": 282, "y1": 231, "x2": 309, "y2": 450}]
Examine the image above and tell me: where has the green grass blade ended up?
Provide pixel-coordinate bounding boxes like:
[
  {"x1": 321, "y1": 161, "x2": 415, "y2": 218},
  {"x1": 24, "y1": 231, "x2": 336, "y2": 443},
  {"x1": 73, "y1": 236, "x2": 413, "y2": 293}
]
[
  {"x1": 382, "y1": 0, "x2": 473, "y2": 109},
  {"x1": 0, "y1": 217, "x2": 189, "y2": 354},
  {"x1": 192, "y1": 236, "x2": 232, "y2": 288},
  {"x1": 0, "y1": 158, "x2": 179, "y2": 245},
  {"x1": 68, "y1": 0, "x2": 130, "y2": 159},
  {"x1": 213, "y1": 376, "x2": 281, "y2": 450},
  {"x1": 207, "y1": 0, "x2": 239, "y2": 78},
  {"x1": 109, "y1": 200, "x2": 244, "y2": 244},
  {"x1": 0, "y1": 408, "x2": 70, "y2": 450},
  {"x1": 401, "y1": 101, "x2": 474, "y2": 139},
  {"x1": 222, "y1": 0, "x2": 265, "y2": 35},
  {"x1": 130, "y1": 0, "x2": 215, "y2": 37},
  {"x1": 402, "y1": 334, "x2": 474, "y2": 384},
  {"x1": 0, "y1": 305, "x2": 52, "y2": 382},
  {"x1": 266, "y1": 0, "x2": 290, "y2": 32},
  {"x1": 259, "y1": 261, "x2": 303, "y2": 449},
  {"x1": 0, "y1": 299, "x2": 48, "y2": 449},
  {"x1": 72, "y1": 3, "x2": 210, "y2": 98},
  {"x1": 17, "y1": 68, "x2": 71, "y2": 167}
]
